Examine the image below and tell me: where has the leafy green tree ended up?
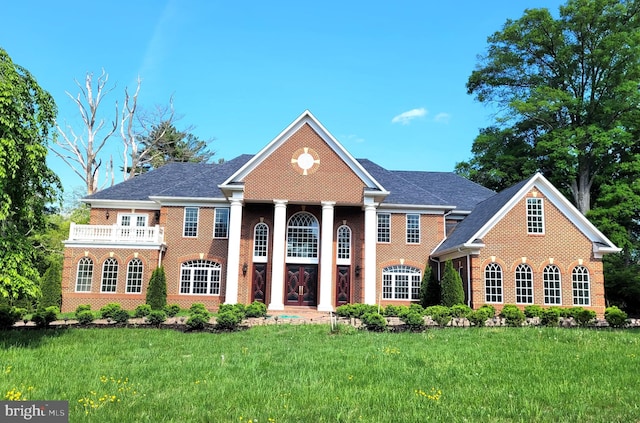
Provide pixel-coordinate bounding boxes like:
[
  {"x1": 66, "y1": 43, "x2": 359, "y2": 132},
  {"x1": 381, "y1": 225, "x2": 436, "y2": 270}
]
[
  {"x1": 146, "y1": 266, "x2": 167, "y2": 310},
  {"x1": 464, "y1": 0, "x2": 640, "y2": 215},
  {"x1": 419, "y1": 265, "x2": 440, "y2": 308},
  {"x1": 0, "y1": 48, "x2": 61, "y2": 302},
  {"x1": 440, "y1": 260, "x2": 465, "y2": 307},
  {"x1": 39, "y1": 260, "x2": 62, "y2": 309}
]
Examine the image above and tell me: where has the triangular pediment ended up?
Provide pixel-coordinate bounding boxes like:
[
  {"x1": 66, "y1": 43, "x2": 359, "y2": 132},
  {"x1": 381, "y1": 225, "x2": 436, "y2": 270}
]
[{"x1": 220, "y1": 110, "x2": 388, "y2": 204}]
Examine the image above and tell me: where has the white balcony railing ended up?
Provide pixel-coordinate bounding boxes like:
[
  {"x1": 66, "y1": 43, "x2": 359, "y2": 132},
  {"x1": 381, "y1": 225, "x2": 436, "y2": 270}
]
[{"x1": 67, "y1": 223, "x2": 165, "y2": 244}]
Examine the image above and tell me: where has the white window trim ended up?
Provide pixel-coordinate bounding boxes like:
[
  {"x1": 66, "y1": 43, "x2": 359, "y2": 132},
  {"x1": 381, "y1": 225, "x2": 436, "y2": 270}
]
[
  {"x1": 382, "y1": 265, "x2": 421, "y2": 301},
  {"x1": 515, "y1": 263, "x2": 534, "y2": 304},
  {"x1": 253, "y1": 222, "x2": 269, "y2": 263},
  {"x1": 526, "y1": 197, "x2": 545, "y2": 235},
  {"x1": 377, "y1": 213, "x2": 390, "y2": 243},
  {"x1": 75, "y1": 257, "x2": 93, "y2": 293},
  {"x1": 484, "y1": 263, "x2": 503, "y2": 304},
  {"x1": 125, "y1": 258, "x2": 144, "y2": 294},
  {"x1": 406, "y1": 213, "x2": 420, "y2": 244},
  {"x1": 543, "y1": 265, "x2": 562, "y2": 305},
  {"x1": 179, "y1": 260, "x2": 221, "y2": 296},
  {"x1": 336, "y1": 225, "x2": 351, "y2": 266},
  {"x1": 100, "y1": 258, "x2": 119, "y2": 293},
  {"x1": 183, "y1": 207, "x2": 199, "y2": 238},
  {"x1": 572, "y1": 266, "x2": 591, "y2": 306},
  {"x1": 117, "y1": 213, "x2": 148, "y2": 227}
]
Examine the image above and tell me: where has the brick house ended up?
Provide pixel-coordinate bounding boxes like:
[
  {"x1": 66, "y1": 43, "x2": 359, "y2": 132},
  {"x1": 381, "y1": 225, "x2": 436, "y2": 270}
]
[{"x1": 61, "y1": 110, "x2": 620, "y2": 315}]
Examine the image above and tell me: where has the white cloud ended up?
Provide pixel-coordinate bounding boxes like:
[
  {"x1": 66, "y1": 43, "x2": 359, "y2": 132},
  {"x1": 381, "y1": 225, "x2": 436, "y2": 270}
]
[
  {"x1": 391, "y1": 108, "x2": 427, "y2": 125},
  {"x1": 342, "y1": 134, "x2": 365, "y2": 144},
  {"x1": 433, "y1": 112, "x2": 451, "y2": 124}
]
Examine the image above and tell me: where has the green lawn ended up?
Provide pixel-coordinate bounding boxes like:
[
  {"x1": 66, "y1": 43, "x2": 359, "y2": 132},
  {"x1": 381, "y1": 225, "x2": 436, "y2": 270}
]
[{"x1": 1, "y1": 325, "x2": 638, "y2": 422}]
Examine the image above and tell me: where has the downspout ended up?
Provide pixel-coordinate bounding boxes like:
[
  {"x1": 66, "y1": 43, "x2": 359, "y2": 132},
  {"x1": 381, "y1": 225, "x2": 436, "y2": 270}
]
[{"x1": 466, "y1": 254, "x2": 471, "y2": 308}]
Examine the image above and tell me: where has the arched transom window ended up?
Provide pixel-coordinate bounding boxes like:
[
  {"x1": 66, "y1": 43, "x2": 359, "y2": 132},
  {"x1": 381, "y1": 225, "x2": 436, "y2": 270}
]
[
  {"x1": 543, "y1": 264, "x2": 562, "y2": 305},
  {"x1": 484, "y1": 263, "x2": 503, "y2": 303},
  {"x1": 336, "y1": 225, "x2": 351, "y2": 265},
  {"x1": 572, "y1": 265, "x2": 590, "y2": 306},
  {"x1": 101, "y1": 258, "x2": 119, "y2": 293},
  {"x1": 253, "y1": 222, "x2": 269, "y2": 262},
  {"x1": 515, "y1": 263, "x2": 533, "y2": 304},
  {"x1": 180, "y1": 260, "x2": 221, "y2": 295},
  {"x1": 126, "y1": 258, "x2": 144, "y2": 293},
  {"x1": 75, "y1": 257, "x2": 93, "y2": 292},
  {"x1": 382, "y1": 265, "x2": 421, "y2": 300},
  {"x1": 286, "y1": 212, "x2": 319, "y2": 262}
]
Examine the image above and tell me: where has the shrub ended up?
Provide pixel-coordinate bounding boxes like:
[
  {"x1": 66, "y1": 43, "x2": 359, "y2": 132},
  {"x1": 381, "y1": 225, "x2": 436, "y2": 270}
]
[
  {"x1": 134, "y1": 304, "x2": 152, "y2": 318},
  {"x1": 360, "y1": 312, "x2": 387, "y2": 331},
  {"x1": 450, "y1": 304, "x2": 472, "y2": 318},
  {"x1": 383, "y1": 305, "x2": 405, "y2": 317},
  {"x1": 605, "y1": 306, "x2": 628, "y2": 328},
  {"x1": 146, "y1": 266, "x2": 167, "y2": 310},
  {"x1": 400, "y1": 311, "x2": 425, "y2": 331},
  {"x1": 112, "y1": 309, "x2": 130, "y2": 324},
  {"x1": 245, "y1": 301, "x2": 267, "y2": 318},
  {"x1": 524, "y1": 305, "x2": 544, "y2": 318},
  {"x1": 441, "y1": 260, "x2": 465, "y2": 307},
  {"x1": 409, "y1": 303, "x2": 425, "y2": 315},
  {"x1": 468, "y1": 308, "x2": 491, "y2": 327},
  {"x1": 540, "y1": 307, "x2": 561, "y2": 327},
  {"x1": 424, "y1": 305, "x2": 451, "y2": 326},
  {"x1": 335, "y1": 304, "x2": 355, "y2": 318},
  {"x1": 0, "y1": 306, "x2": 19, "y2": 329},
  {"x1": 219, "y1": 303, "x2": 246, "y2": 318},
  {"x1": 500, "y1": 305, "x2": 525, "y2": 327},
  {"x1": 76, "y1": 310, "x2": 95, "y2": 325},
  {"x1": 575, "y1": 308, "x2": 596, "y2": 327},
  {"x1": 146, "y1": 310, "x2": 167, "y2": 326},
  {"x1": 163, "y1": 304, "x2": 181, "y2": 317},
  {"x1": 13, "y1": 308, "x2": 27, "y2": 321},
  {"x1": 99, "y1": 303, "x2": 122, "y2": 320},
  {"x1": 215, "y1": 311, "x2": 243, "y2": 331},
  {"x1": 186, "y1": 313, "x2": 210, "y2": 330},
  {"x1": 189, "y1": 303, "x2": 209, "y2": 316},
  {"x1": 420, "y1": 265, "x2": 440, "y2": 308},
  {"x1": 478, "y1": 304, "x2": 496, "y2": 318},
  {"x1": 39, "y1": 260, "x2": 62, "y2": 309},
  {"x1": 75, "y1": 304, "x2": 91, "y2": 315},
  {"x1": 32, "y1": 306, "x2": 59, "y2": 327}
]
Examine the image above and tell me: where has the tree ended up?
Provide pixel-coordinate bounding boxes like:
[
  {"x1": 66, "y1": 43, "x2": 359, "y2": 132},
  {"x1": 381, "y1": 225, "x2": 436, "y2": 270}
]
[
  {"x1": 419, "y1": 265, "x2": 441, "y2": 308},
  {"x1": 464, "y1": 0, "x2": 640, "y2": 214},
  {"x1": 53, "y1": 70, "x2": 117, "y2": 194},
  {"x1": 146, "y1": 266, "x2": 167, "y2": 310},
  {"x1": 39, "y1": 260, "x2": 62, "y2": 309},
  {"x1": 0, "y1": 48, "x2": 61, "y2": 301},
  {"x1": 440, "y1": 260, "x2": 465, "y2": 307}
]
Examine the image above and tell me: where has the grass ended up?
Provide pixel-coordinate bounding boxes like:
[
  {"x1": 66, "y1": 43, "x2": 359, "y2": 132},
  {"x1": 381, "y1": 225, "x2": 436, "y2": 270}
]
[{"x1": 1, "y1": 325, "x2": 639, "y2": 422}]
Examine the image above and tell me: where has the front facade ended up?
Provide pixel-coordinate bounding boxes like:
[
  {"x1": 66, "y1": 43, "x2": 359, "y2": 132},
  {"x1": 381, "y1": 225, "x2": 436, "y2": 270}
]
[{"x1": 61, "y1": 111, "x2": 619, "y2": 315}]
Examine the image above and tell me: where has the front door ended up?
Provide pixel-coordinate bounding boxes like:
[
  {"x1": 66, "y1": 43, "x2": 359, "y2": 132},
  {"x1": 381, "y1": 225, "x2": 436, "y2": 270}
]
[
  {"x1": 251, "y1": 263, "x2": 268, "y2": 303},
  {"x1": 336, "y1": 265, "x2": 350, "y2": 305},
  {"x1": 285, "y1": 265, "x2": 317, "y2": 306}
]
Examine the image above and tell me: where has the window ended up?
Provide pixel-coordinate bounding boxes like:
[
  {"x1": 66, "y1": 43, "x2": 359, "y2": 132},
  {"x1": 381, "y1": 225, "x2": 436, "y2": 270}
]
[
  {"x1": 214, "y1": 208, "x2": 230, "y2": 238},
  {"x1": 382, "y1": 265, "x2": 422, "y2": 300},
  {"x1": 515, "y1": 263, "x2": 533, "y2": 304},
  {"x1": 377, "y1": 213, "x2": 390, "y2": 243},
  {"x1": 100, "y1": 258, "x2": 119, "y2": 293},
  {"x1": 484, "y1": 263, "x2": 503, "y2": 303},
  {"x1": 75, "y1": 257, "x2": 93, "y2": 292},
  {"x1": 543, "y1": 264, "x2": 562, "y2": 305},
  {"x1": 527, "y1": 198, "x2": 544, "y2": 234},
  {"x1": 406, "y1": 214, "x2": 420, "y2": 244},
  {"x1": 180, "y1": 260, "x2": 221, "y2": 295},
  {"x1": 572, "y1": 266, "x2": 590, "y2": 306},
  {"x1": 253, "y1": 223, "x2": 269, "y2": 262},
  {"x1": 286, "y1": 212, "x2": 319, "y2": 260},
  {"x1": 126, "y1": 258, "x2": 144, "y2": 293},
  {"x1": 336, "y1": 225, "x2": 351, "y2": 264},
  {"x1": 183, "y1": 207, "x2": 199, "y2": 237}
]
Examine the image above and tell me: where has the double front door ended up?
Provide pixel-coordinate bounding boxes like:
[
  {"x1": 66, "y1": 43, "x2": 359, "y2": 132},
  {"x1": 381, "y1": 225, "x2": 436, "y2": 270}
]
[{"x1": 285, "y1": 265, "x2": 317, "y2": 306}]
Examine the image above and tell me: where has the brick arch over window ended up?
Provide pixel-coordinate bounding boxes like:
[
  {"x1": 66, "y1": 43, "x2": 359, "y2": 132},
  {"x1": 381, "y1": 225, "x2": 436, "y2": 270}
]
[
  {"x1": 572, "y1": 265, "x2": 590, "y2": 306},
  {"x1": 382, "y1": 265, "x2": 422, "y2": 300},
  {"x1": 180, "y1": 260, "x2": 222, "y2": 295},
  {"x1": 75, "y1": 257, "x2": 94, "y2": 292}
]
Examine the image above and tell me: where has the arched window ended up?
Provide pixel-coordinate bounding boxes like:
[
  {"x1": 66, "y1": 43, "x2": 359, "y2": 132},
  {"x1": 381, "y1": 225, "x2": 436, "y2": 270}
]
[
  {"x1": 543, "y1": 264, "x2": 562, "y2": 305},
  {"x1": 336, "y1": 225, "x2": 351, "y2": 265},
  {"x1": 484, "y1": 263, "x2": 503, "y2": 303},
  {"x1": 126, "y1": 258, "x2": 144, "y2": 293},
  {"x1": 75, "y1": 257, "x2": 93, "y2": 292},
  {"x1": 286, "y1": 212, "x2": 319, "y2": 262},
  {"x1": 572, "y1": 266, "x2": 590, "y2": 306},
  {"x1": 382, "y1": 265, "x2": 421, "y2": 300},
  {"x1": 101, "y1": 258, "x2": 119, "y2": 293},
  {"x1": 515, "y1": 263, "x2": 533, "y2": 304},
  {"x1": 180, "y1": 260, "x2": 221, "y2": 295},
  {"x1": 253, "y1": 223, "x2": 269, "y2": 262}
]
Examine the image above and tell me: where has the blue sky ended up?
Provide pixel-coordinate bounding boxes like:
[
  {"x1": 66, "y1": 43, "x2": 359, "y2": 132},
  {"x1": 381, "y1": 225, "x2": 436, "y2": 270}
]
[{"x1": 2, "y1": 0, "x2": 564, "y2": 198}]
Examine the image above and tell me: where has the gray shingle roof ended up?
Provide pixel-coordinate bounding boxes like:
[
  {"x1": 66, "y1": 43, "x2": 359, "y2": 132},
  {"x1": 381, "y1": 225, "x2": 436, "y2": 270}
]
[{"x1": 433, "y1": 176, "x2": 532, "y2": 254}]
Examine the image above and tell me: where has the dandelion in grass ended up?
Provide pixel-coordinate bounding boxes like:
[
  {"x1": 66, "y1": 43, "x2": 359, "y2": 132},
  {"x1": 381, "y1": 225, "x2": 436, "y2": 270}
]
[
  {"x1": 348, "y1": 374, "x2": 354, "y2": 381},
  {"x1": 415, "y1": 387, "x2": 442, "y2": 402},
  {"x1": 382, "y1": 346, "x2": 400, "y2": 355},
  {"x1": 4, "y1": 365, "x2": 12, "y2": 374}
]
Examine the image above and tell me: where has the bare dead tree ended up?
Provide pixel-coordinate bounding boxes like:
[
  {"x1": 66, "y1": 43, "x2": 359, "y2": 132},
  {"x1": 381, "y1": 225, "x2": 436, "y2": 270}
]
[{"x1": 53, "y1": 70, "x2": 118, "y2": 194}]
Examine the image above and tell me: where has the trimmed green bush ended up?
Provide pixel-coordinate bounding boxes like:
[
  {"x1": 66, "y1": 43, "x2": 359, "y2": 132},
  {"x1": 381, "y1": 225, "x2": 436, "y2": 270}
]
[
  {"x1": 186, "y1": 313, "x2": 210, "y2": 330},
  {"x1": 99, "y1": 303, "x2": 122, "y2": 320},
  {"x1": 39, "y1": 260, "x2": 62, "y2": 309},
  {"x1": 500, "y1": 305, "x2": 525, "y2": 327},
  {"x1": 575, "y1": 308, "x2": 596, "y2": 327},
  {"x1": 112, "y1": 309, "x2": 130, "y2": 324},
  {"x1": 468, "y1": 308, "x2": 491, "y2": 327},
  {"x1": 134, "y1": 304, "x2": 152, "y2": 318},
  {"x1": 245, "y1": 301, "x2": 267, "y2": 318},
  {"x1": 605, "y1": 306, "x2": 628, "y2": 328},
  {"x1": 540, "y1": 308, "x2": 561, "y2": 327},
  {"x1": 420, "y1": 265, "x2": 440, "y2": 308},
  {"x1": 450, "y1": 304, "x2": 472, "y2": 318},
  {"x1": 219, "y1": 303, "x2": 246, "y2": 318},
  {"x1": 383, "y1": 305, "x2": 405, "y2": 317},
  {"x1": 478, "y1": 304, "x2": 496, "y2": 318},
  {"x1": 425, "y1": 305, "x2": 451, "y2": 326},
  {"x1": 400, "y1": 311, "x2": 425, "y2": 331},
  {"x1": 216, "y1": 311, "x2": 243, "y2": 330},
  {"x1": 441, "y1": 260, "x2": 465, "y2": 307},
  {"x1": 524, "y1": 305, "x2": 544, "y2": 318},
  {"x1": 361, "y1": 312, "x2": 387, "y2": 331},
  {"x1": 190, "y1": 303, "x2": 209, "y2": 316},
  {"x1": 146, "y1": 266, "x2": 167, "y2": 310},
  {"x1": 76, "y1": 310, "x2": 95, "y2": 325},
  {"x1": 146, "y1": 310, "x2": 167, "y2": 326},
  {"x1": 0, "y1": 306, "x2": 19, "y2": 329},
  {"x1": 164, "y1": 304, "x2": 181, "y2": 317},
  {"x1": 32, "y1": 306, "x2": 59, "y2": 327},
  {"x1": 75, "y1": 304, "x2": 91, "y2": 315}
]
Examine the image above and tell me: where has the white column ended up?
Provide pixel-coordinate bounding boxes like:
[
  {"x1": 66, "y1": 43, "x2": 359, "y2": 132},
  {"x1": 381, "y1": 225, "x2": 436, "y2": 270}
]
[
  {"x1": 363, "y1": 202, "x2": 378, "y2": 305},
  {"x1": 317, "y1": 201, "x2": 335, "y2": 311},
  {"x1": 268, "y1": 200, "x2": 287, "y2": 311},
  {"x1": 224, "y1": 196, "x2": 243, "y2": 304}
]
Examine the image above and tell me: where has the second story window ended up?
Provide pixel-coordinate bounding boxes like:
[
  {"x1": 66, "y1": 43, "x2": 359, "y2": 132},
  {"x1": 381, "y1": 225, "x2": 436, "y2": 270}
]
[
  {"x1": 183, "y1": 207, "x2": 199, "y2": 237},
  {"x1": 214, "y1": 208, "x2": 230, "y2": 238},
  {"x1": 377, "y1": 213, "x2": 390, "y2": 243},
  {"x1": 406, "y1": 214, "x2": 420, "y2": 244},
  {"x1": 527, "y1": 198, "x2": 544, "y2": 234}
]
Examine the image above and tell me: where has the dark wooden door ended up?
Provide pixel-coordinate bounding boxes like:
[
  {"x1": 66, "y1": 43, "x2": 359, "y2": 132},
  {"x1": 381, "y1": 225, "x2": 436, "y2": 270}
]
[
  {"x1": 336, "y1": 265, "x2": 350, "y2": 306},
  {"x1": 285, "y1": 265, "x2": 317, "y2": 306},
  {"x1": 251, "y1": 263, "x2": 268, "y2": 303}
]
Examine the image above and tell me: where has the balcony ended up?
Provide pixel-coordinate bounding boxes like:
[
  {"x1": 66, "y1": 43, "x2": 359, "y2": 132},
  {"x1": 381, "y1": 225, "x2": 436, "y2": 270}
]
[{"x1": 66, "y1": 223, "x2": 165, "y2": 245}]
